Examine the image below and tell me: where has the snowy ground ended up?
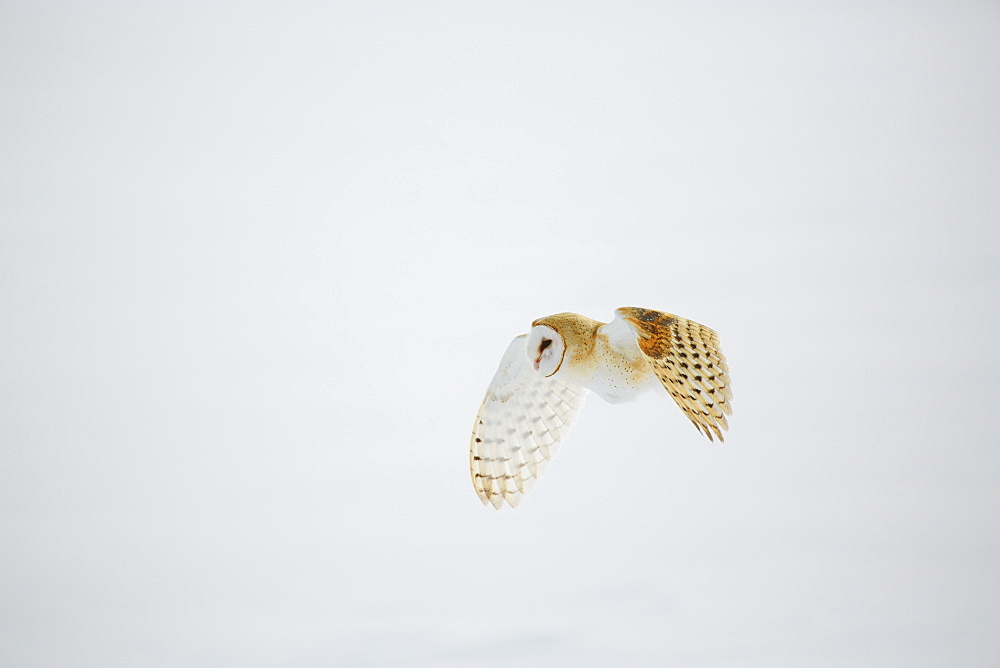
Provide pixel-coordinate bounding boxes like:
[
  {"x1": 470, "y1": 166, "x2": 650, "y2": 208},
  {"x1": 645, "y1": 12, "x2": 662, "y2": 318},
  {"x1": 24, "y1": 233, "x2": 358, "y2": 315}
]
[{"x1": 2, "y1": 2, "x2": 998, "y2": 665}]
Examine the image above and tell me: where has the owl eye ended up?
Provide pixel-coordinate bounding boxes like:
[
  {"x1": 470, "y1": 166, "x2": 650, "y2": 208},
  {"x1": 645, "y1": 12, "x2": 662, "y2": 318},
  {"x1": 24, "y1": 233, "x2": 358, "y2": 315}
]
[{"x1": 539, "y1": 339, "x2": 552, "y2": 352}]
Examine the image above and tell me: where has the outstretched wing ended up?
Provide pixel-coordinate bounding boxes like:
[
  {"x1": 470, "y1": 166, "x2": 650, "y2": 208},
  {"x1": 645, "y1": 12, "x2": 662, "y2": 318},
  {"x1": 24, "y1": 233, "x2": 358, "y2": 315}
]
[
  {"x1": 470, "y1": 335, "x2": 588, "y2": 509},
  {"x1": 616, "y1": 307, "x2": 733, "y2": 442}
]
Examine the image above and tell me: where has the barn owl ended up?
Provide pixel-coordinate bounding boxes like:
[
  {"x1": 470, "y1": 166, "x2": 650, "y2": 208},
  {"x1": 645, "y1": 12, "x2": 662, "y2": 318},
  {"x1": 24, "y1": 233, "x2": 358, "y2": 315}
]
[{"x1": 470, "y1": 307, "x2": 732, "y2": 509}]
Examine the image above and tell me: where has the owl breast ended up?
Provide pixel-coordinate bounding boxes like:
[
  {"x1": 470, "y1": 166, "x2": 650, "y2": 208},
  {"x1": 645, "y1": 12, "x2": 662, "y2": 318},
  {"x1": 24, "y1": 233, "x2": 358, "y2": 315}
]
[{"x1": 585, "y1": 328, "x2": 660, "y2": 403}]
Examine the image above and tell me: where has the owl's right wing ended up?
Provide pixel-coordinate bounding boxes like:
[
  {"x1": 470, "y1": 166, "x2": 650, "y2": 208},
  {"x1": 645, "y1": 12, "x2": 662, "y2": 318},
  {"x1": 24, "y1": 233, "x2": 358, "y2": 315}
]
[
  {"x1": 470, "y1": 335, "x2": 589, "y2": 509},
  {"x1": 615, "y1": 307, "x2": 733, "y2": 442}
]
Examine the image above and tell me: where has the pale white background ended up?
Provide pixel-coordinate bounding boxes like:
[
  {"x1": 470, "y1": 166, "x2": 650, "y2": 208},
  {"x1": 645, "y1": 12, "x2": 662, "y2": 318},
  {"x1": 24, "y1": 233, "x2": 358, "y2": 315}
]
[{"x1": 2, "y1": 2, "x2": 998, "y2": 666}]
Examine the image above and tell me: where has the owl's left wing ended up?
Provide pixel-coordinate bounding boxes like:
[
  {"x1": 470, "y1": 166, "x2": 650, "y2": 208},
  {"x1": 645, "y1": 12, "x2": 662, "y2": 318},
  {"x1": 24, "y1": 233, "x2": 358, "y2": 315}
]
[{"x1": 470, "y1": 335, "x2": 588, "y2": 509}]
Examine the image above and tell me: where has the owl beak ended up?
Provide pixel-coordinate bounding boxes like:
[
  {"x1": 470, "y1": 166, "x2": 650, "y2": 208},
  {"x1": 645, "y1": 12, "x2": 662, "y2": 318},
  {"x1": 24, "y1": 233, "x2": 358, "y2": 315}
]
[{"x1": 533, "y1": 357, "x2": 541, "y2": 371}]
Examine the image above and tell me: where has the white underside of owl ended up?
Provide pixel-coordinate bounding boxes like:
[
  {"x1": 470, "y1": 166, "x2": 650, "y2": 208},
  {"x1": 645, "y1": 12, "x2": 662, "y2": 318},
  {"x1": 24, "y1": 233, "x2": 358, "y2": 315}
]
[{"x1": 566, "y1": 315, "x2": 663, "y2": 403}]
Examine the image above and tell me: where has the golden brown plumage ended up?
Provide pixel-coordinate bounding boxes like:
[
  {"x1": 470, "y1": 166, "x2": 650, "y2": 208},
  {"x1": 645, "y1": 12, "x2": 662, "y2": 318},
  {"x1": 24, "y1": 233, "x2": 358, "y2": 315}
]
[{"x1": 617, "y1": 307, "x2": 733, "y2": 441}]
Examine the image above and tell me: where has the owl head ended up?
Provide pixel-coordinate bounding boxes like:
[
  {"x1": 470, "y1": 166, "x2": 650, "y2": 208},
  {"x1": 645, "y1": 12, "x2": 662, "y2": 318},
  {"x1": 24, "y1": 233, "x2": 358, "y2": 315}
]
[
  {"x1": 526, "y1": 312, "x2": 604, "y2": 377},
  {"x1": 526, "y1": 323, "x2": 565, "y2": 376}
]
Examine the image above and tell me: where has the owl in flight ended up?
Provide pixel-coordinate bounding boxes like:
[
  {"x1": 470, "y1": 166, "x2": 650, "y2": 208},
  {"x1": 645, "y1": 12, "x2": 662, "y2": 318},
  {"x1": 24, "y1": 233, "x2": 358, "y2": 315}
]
[{"x1": 470, "y1": 307, "x2": 732, "y2": 509}]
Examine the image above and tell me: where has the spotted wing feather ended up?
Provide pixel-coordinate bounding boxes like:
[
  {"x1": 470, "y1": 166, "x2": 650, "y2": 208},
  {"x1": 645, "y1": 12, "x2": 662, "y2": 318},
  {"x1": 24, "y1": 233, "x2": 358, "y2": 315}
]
[
  {"x1": 619, "y1": 308, "x2": 733, "y2": 441},
  {"x1": 470, "y1": 335, "x2": 588, "y2": 509}
]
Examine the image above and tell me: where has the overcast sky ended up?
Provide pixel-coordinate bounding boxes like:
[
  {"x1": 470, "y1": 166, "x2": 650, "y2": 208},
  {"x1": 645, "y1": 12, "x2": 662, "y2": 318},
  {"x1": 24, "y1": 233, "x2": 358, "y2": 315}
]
[{"x1": 2, "y1": 2, "x2": 999, "y2": 666}]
